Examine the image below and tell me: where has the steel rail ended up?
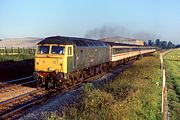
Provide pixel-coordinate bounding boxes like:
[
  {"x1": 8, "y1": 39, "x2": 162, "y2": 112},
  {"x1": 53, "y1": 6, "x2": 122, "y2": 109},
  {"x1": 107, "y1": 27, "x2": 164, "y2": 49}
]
[
  {"x1": 3, "y1": 76, "x2": 32, "y2": 84},
  {"x1": 0, "y1": 89, "x2": 40, "y2": 105},
  {"x1": 0, "y1": 79, "x2": 37, "y2": 93},
  {"x1": 0, "y1": 89, "x2": 46, "y2": 120}
]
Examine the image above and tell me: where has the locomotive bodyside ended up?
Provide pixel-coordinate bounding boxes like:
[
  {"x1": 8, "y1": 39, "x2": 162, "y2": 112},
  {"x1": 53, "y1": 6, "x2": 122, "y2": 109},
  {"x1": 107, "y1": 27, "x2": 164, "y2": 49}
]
[
  {"x1": 33, "y1": 36, "x2": 110, "y2": 89},
  {"x1": 74, "y1": 45, "x2": 110, "y2": 70}
]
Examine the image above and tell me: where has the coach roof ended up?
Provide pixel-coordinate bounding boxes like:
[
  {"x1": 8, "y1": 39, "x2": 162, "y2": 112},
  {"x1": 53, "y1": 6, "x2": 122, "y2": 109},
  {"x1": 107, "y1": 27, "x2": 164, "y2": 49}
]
[{"x1": 38, "y1": 36, "x2": 108, "y2": 47}]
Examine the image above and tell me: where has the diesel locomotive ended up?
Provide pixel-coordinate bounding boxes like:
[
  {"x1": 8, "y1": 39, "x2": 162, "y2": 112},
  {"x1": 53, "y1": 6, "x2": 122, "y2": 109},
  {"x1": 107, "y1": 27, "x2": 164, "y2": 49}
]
[{"x1": 32, "y1": 36, "x2": 155, "y2": 89}]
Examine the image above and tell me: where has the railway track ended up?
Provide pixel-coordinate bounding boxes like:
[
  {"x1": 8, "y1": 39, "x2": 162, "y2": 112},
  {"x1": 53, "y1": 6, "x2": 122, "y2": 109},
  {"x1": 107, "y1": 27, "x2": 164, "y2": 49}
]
[
  {"x1": 0, "y1": 88, "x2": 47, "y2": 120},
  {"x1": 0, "y1": 76, "x2": 38, "y2": 90},
  {"x1": 0, "y1": 62, "x2": 133, "y2": 120},
  {"x1": 0, "y1": 80, "x2": 36, "y2": 93},
  {"x1": 0, "y1": 73, "x2": 105, "y2": 120},
  {"x1": 0, "y1": 76, "x2": 37, "y2": 108},
  {"x1": 0, "y1": 76, "x2": 36, "y2": 90}
]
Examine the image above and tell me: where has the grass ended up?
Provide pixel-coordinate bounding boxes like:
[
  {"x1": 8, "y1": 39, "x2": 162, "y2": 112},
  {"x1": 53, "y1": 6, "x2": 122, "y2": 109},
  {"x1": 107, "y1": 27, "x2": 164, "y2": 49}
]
[
  {"x1": 0, "y1": 48, "x2": 35, "y2": 61},
  {"x1": 0, "y1": 54, "x2": 34, "y2": 61},
  {"x1": 0, "y1": 47, "x2": 35, "y2": 54},
  {"x1": 164, "y1": 49, "x2": 180, "y2": 120},
  {"x1": 48, "y1": 55, "x2": 162, "y2": 120}
]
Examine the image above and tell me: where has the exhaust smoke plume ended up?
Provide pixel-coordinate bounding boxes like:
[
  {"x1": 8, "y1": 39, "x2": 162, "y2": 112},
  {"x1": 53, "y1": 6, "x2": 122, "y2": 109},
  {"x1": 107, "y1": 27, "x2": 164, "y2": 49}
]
[
  {"x1": 85, "y1": 25, "x2": 132, "y2": 39},
  {"x1": 134, "y1": 32, "x2": 159, "y2": 41},
  {"x1": 85, "y1": 25, "x2": 159, "y2": 41}
]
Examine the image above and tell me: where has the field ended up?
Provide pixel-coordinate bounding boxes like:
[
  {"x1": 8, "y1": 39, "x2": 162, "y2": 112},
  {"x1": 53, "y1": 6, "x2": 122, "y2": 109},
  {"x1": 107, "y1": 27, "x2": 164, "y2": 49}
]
[
  {"x1": 0, "y1": 48, "x2": 35, "y2": 61},
  {"x1": 0, "y1": 54, "x2": 34, "y2": 61},
  {"x1": 48, "y1": 55, "x2": 162, "y2": 120},
  {"x1": 164, "y1": 49, "x2": 180, "y2": 120}
]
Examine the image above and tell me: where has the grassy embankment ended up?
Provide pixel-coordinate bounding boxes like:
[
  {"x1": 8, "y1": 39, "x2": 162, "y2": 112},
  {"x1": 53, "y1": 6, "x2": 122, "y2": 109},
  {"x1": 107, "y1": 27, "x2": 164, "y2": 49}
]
[
  {"x1": 0, "y1": 49, "x2": 35, "y2": 81},
  {"x1": 0, "y1": 48, "x2": 35, "y2": 61},
  {"x1": 164, "y1": 49, "x2": 180, "y2": 120},
  {"x1": 0, "y1": 54, "x2": 34, "y2": 61},
  {"x1": 49, "y1": 55, "x2": 162, "y2": 120}
]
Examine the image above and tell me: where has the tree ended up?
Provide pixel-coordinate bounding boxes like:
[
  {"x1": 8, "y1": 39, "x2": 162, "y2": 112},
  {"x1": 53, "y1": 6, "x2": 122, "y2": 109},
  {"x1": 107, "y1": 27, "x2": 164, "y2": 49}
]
[
  {"x1": 167, "y1": 41, "x2": 172, "y2": 49},
  {"x1": 175, "y1": 44, "x2": 180, "y2": 48},
  {"x1": 148, "y1": 40, "x2": 153, "y2": 46},
  {"x1": 161, "y1": 41, "x2": 168, "y2": 49},
  {"x1": 151, "y1": 41, "x2": 155, "y2": 46},
  {"x1": 167, "y1": 41, "x2": 175, "y2": 49},
  {"x1": 155, "y1": 39, "x2": 161, "y2": 47},
  {"x1": 144, "y1": 41, "x2": 148, "y2": 46}
]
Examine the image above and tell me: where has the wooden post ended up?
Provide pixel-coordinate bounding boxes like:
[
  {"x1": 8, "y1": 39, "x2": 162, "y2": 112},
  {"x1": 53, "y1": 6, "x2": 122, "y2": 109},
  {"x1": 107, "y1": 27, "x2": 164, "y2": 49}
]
[
  {"x1": 18, "y1": 47, "x2": 20, "y2": 54},
  {"x1": 160, "y1": 55, "x2": 164, "y2": 113},
  {"x1": 11, "y1": 47, "x2": 13, "y2": 55},
  {"x1": 23, "y1": 47, "x2": 25, "y2": 54},
  {"x1": 5, "y1": 47, "x2": 7, "y2": 55},
  {"x1": 160, "y1": 53, "x2": 168, "y2": 120}
]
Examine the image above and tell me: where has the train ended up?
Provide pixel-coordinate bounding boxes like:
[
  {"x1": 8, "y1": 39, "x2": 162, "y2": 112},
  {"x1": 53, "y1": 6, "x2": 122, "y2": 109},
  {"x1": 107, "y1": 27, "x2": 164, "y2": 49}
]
[{"x1": 32, "y1": 36, "x2": 156, "y2": 89}]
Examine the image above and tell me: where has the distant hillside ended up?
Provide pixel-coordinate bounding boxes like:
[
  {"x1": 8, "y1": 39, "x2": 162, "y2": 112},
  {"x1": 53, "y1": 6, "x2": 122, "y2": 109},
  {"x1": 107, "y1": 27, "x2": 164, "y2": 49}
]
[{"x1": 0, "y1": 37, "x2": 42, "y2": 48}]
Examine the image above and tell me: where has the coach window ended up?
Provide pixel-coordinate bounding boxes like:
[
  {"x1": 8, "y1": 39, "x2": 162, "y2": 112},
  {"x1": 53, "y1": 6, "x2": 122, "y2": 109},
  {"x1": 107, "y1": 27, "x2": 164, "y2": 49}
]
[{"x1": 67, "y1": 47, "x2": 72, "y2": 55}]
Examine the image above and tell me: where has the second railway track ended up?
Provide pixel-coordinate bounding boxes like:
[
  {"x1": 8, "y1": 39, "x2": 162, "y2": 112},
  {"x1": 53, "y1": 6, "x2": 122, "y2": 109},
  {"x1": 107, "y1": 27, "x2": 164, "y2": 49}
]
[
  {"x1": 0, "y1": 62, "x2": 133, "y2": 120},
  {"x1": 0, "y1": 73, "x2": 105, "y2": 119},
  {"x1": 0, "y1": 76, "x2": 37, "y2": 95},
  {"x1": 0, "y1": 76, "x2": 37, "y2": 106}
]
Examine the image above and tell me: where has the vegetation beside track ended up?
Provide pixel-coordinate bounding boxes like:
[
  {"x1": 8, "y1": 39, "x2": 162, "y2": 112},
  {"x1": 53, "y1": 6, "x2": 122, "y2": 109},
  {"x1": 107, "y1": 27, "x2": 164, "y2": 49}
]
[
  {"x1": 164, "y1": 49, "x2": 180, "y2": 120},
  {"x1": 0, "y1": 47, "x2": 35, "y2": 61},
  {"x1": 0, "y1": 59, "x2": 34, "y2": 82},
  {"x1": 0, "y1": 50, "x2": 35, "y2": 81},
  {"x1": 48, "y1": 55, "x2": 162, "y2": 120},
  {"x1": 0, "y1": 54, "x2": 34, "y2": 62}
]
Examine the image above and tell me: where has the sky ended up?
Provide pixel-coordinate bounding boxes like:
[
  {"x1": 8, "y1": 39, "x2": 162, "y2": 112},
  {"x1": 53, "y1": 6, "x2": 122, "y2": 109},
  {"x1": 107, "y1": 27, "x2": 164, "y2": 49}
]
[{"x1": 0, "y1": 0, "x2": 180, "y2": 44}]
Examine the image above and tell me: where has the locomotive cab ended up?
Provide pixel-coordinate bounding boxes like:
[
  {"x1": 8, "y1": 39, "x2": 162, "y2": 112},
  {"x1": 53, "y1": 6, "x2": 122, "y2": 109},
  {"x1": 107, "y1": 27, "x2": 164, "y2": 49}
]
[
  {"x1": 35, "y1": 44, "x2": 73, "y2": 73},
  {"x1": 33, "y1": 43, "x2": 74, "y2": 89}
]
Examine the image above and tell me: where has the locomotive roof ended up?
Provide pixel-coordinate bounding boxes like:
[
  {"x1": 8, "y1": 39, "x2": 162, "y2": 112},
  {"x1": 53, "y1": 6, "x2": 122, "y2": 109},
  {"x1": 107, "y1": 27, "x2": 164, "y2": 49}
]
[
  {"x1": 104, "y1": 41, "x2": 142, "y2": 47},
  {"x1": 38, "y1": 36, "x2": 109, "y2": 47}
]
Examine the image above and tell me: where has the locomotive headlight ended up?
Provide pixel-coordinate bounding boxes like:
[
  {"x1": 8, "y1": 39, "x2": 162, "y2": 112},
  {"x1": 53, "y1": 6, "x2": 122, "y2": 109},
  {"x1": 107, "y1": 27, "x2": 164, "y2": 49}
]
[
  {"x1": 60, "y1": 58, "x2": 63, "y2": 63},
  {"x1": 48, "y1": 67, "x2": 53, "y2": 71}
]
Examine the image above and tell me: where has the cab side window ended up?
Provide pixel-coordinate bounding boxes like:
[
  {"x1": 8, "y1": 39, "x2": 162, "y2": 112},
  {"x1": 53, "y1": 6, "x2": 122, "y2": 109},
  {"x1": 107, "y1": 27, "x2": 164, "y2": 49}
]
[{"x1": 67, "y1": 47, "x2": 72, "y2": 55}]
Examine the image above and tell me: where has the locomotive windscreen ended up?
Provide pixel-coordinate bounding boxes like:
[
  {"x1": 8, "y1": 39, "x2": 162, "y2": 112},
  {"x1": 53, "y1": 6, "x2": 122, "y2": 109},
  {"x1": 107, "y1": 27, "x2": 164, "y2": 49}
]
[
  {"x1": 51, "y1": 46, "x2": 65, "y2": 54},
  {"x1": 38, "y1": 46, "x2": 49, "y2": 54}
]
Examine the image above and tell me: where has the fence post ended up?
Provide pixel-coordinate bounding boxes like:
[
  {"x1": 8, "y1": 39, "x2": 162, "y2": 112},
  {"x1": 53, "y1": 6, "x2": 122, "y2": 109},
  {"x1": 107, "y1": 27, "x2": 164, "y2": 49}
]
[
  {"x1": 11, "y1": 47, "x2": 13, "y2": 55},
  {"x1": 5, "y1": 47, "x2": 7, "y2": 55},
  {"x1": 28, "y1": 48, "x2": 30, "y2": 54},
  {"x1": 23, "y1": 47, "x2": 25, "y2": 54},
  {"x1": 18, "y1": 47, "x2": 20, "y2": 54},
  {"x1": 2, "y1": 47, "x2": 5, "y2": 55}
]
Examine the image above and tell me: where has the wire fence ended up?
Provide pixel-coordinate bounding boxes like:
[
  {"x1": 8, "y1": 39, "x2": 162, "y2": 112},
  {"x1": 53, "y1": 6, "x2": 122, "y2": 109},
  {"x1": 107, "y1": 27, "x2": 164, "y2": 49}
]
[{"x1": 0, "y1": 47, "x2": 35, "y2": 55}]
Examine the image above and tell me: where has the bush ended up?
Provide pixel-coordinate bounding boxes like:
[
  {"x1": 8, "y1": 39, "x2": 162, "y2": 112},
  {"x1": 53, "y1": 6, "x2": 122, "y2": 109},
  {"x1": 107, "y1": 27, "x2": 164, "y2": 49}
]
[{"x1": 0, "y1": 54, "x2": 34, "y2": 61}]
